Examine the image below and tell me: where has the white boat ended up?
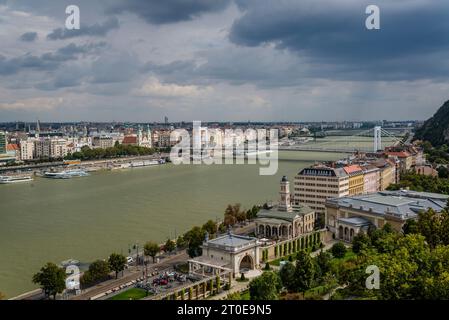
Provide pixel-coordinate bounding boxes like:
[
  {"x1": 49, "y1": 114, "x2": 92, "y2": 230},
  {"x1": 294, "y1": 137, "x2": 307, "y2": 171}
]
[
  {"x1": 43, "y1": 172, "x2": 71, "y2": 179},
  {"x1": 0, "y1": 175, "x2": 33, "y2": 184},
  {"x1": 43, "y1": 169, "x2": 89, "y2": 179}
]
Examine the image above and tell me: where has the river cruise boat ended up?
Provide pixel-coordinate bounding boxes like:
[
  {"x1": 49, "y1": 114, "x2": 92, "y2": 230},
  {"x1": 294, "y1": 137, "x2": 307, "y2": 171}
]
[
  {"x1": 0, "y1": 175, "x2": 33, "y2": 184},
  {"x1": 43, "y1": 169, "x2": 89, "y2": 179}
]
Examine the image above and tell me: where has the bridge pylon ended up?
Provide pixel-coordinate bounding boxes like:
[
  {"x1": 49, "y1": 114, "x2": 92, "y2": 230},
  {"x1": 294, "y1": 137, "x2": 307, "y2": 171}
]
[{"x1": 374, "y1": 126, "x2": 382, "y2": 152}]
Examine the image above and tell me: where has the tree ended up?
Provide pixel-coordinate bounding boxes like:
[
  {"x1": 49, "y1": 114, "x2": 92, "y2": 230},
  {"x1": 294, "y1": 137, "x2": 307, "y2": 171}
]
[
  {"x1": 108, "y1": 253, "x2": 127, "y2": 279},
  {"x1": 224, "y1": 203, "x2": 245, "y2": 225},
  {"x1": 351, "y1": 232, "x2": 371, "y2": 254},
  {"x1": 32, "y1": 262, "x2": 66, "y2": 300},
  {"x1": 246, "y1": 205, "x2": 260, "y2": 220},
  {"x1": 202, "y1": 220, "x2": 218, "y2": 236},
  {"x1": 144, "y1": 241, "x2": 161, "y2": 263},
  {"x1": 164, "y1": 239, "x2": 176, "y2": 254},
  {"x1": 176, "y1": 236, "x2": 187, "y2": 249},
  {"x1": 440, "y1": 210, "x2": 449, "y2": 245},
  {"x1": 417, "y1": 208, "x2": 441, "y2": 248},
  {"x1": 279, "y1": 262, "x2": 295, "y2": 291},
  {"x1": 184, "y1": 226, "x2": 205, "y2": 258},
  {"x1": 81, "y1": 260, "x2": 110, "y2": 286},
  {"x1": 331, "y1": 242, "x2": 347, "y2": 258},
  {"x1": 293, "y1": 250, "x2": 315, "y2": 297},
  {"x1": 249, "y1": 271, "x2": 281, "y2": 300},
  {"x1": 315, "y1": 250, "x2": 332, "y2": 278},
  {"x1": 403, "y1": 219, "x2": 419, "y2": 235}
]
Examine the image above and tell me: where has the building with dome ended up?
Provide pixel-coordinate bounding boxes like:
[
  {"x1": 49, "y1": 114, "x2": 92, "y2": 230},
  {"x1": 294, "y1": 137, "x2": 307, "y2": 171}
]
[{"x1": 255, "y1": 176, "x2": 316, "y2": 240}]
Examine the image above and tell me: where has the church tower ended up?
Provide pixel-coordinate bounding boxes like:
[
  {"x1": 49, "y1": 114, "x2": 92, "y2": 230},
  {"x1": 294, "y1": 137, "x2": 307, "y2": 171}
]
[
  {"x1": 278, "y1": 176, "x2": 292, "y2": 212},
  {"x1": 137, "y1": 125, "x2": 142, "y2": 146}
]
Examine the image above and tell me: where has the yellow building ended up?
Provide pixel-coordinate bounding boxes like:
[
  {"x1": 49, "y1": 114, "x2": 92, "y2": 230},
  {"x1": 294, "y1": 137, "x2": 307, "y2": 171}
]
[{"x1": 344, "y1": 165, "x2": 364, "y2": 196}]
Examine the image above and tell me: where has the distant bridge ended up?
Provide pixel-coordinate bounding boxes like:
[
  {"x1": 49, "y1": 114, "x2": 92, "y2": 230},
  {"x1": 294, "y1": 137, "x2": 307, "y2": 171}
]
[{"x1": 279, "y1": 127, "x2": 406, "y2": 153}]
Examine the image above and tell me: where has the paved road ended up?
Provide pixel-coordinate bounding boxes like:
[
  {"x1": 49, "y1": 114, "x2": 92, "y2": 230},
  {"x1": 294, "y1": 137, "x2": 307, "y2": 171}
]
[
  {"x1": 71, "y1": 252, "x2": 189, "y2": 300},
  {"x1": 71, "y1": 223, "x2": 255, "y2": 300},
  {"x1": 14, "y1": 222, "x2": 255, "y2": 300}
]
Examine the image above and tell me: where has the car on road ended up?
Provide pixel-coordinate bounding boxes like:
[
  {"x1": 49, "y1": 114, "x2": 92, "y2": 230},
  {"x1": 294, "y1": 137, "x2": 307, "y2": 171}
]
[{"x1": 127, "y1": 256, "x2": 134, "y2": 264}]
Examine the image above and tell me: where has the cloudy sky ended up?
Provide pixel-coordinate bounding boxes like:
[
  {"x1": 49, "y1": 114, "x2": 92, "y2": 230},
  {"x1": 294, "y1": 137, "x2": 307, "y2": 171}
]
[{"x1": 1, "y1": 0, "x2": 449, "y2": 122}]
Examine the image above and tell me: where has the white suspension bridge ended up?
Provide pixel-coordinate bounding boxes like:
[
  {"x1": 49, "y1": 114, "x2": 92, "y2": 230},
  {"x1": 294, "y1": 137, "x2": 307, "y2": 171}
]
[{"x1": 279, "y1": 126, "x2": 410, "y2": 153}]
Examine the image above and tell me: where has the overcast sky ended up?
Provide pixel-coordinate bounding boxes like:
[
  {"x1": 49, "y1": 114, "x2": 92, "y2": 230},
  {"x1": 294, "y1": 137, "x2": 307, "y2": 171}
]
[{"x1": 1, "y1": 0, "x2": 449, "y2": 122}]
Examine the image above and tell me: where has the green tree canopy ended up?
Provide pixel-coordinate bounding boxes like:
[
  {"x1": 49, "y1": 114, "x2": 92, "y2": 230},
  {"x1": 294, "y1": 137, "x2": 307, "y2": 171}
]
[
  {"x1": 164, "y1": 239, "x2": 176, "y2": 253},
  {"x1": 32, "y1": 262, "x2": 66, "y2": 299},
  {"x1": 279, "y1": 262, "x2": 295, "y2": 292},
  {"x1": 81, "y1": 260, "x2": 111, "y2": 287},
  {"x1": 293, "y1": 250, "x2": 316, "y2": 295},
  {"x1": 351, "y1": 232, "x2": 371, "y2": 254},
  {"x1": 249, "y1": 271, "x2": 281, "y2": 300},
  {"x1": 108, "y1": 253, "x2": 127, "y2": 279},
  {"x1": 144, "y1": 241, "x2": 161, "y2": 263},
  {"x1": 202, "y1": 220, "x2": 218, "y2": 236},
  {"x1": 331, "y1": 242, "x2": 347, "y2": 258}
]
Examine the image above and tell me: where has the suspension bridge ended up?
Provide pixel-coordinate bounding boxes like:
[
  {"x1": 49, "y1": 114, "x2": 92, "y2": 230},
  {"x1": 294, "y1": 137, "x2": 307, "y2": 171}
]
[{"x1": 278, "y1": 126, "x2": 409, "y2": 153}]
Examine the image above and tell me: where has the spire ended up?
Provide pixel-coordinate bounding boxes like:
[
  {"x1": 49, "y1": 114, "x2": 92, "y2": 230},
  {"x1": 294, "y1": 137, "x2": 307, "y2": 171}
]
[{"x1": 278, "y1": 175, "x2": 292, "y2": 212}]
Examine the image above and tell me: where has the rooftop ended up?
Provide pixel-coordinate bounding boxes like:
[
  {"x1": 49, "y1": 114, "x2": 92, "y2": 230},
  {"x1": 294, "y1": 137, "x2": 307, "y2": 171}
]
[
  {"x1": 327, "y1": 190, "x2": 448, "y2": 220},
  {"x1": 203, "y1": 233, "x2": 257, "y2": 252},
  {"x1": 257, "y1": 204, "x2": 314, "y2": 222}
]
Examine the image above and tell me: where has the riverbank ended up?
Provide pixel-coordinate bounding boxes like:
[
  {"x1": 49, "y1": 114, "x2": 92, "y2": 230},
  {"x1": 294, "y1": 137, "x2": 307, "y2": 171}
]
[
  {"x1": 0, "y1": 154, "x2": 169, "y2": 177},
  {"x1": 0, "y1": 151, "x2": 345, "y2": 298}
]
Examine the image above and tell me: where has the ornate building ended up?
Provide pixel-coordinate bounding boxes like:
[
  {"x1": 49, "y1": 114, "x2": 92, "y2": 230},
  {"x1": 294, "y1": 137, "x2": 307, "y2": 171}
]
[
  {"x1": 255, "y1": 176, "x2": 315, "y2": 240},
  {"x1": 137, "y1": 125, "x2": 152, "y2": 148}
]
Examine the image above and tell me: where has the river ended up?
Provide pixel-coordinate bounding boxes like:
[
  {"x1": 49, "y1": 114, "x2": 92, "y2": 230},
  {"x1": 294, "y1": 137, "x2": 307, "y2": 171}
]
[{"x1": 0, "y1": 150, "x2": 350, "y2": 298}]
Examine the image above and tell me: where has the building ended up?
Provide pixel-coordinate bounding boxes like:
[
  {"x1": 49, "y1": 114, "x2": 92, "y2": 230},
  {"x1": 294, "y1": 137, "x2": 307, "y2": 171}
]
[
  {"x1": 34, "y1": 139, "x2": 51, "y2": 158},
  {"x1": 361, "y1": 165, "x2": 380, "y2": 193},
  {"x1": 188, "y1": 230, "x2": 260, "y2": 278},
  {"x1": 6, "y1": 144, "x2": 20, "y2": 161},
  {"x1": 34, "y1": 138, "x2": 68, "y2": 159},
  {"x1": 92, "y1": 136, "x2": 114, "y2": 149},
  {"x1": 326, "y1": 190, "x2": 449, "y2": 242},
  {"x1": 157, "y1": 131, "x2": 172, "y2": 148},
  {"x1": 255, "y1": 176, "x2": 316, "y2": 240},
  {"x1": 122, "y1": 135, "x2": 138, "y2": 146},
  {"x1": 137, "y1": 125, "x2": 152, "y2": 148},
  {"x1": 294, "y1": 166, "x2": 349, "y2": 220},
  {"x1": 49, "y1": 138, "x2": 68, "y2": 158},
  {"x1": 344, "y1": 165, "x2": 365, "y2": 196},
  {"x1": 414, "y1": 164, "x2": 438, "y2": 177},
  {"x1": 385, "y1": 151, "x2": 413, "y2": 174},
  {"x1": 371, "y1": 158, "x2": 397, "y2": 190},
  {"x1": 0, "y1": 131, "x2": 6, "y2": 155},
  {"x1": 20, "y1": 140, "x2": 35, "y2": 161}
]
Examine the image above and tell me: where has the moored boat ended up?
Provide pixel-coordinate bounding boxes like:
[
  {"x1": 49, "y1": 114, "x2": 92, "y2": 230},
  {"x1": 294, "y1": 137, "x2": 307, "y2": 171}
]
[{"x1": 0, "y1": 175, "x2": 33, "y2": 184}]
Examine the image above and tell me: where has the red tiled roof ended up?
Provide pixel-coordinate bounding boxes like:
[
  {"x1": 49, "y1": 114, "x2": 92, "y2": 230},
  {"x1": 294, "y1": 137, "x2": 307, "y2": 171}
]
[
  {"x1": 122, "y1": 136, "x2": 137, "y2": 144},
  {"x1": 385, "y1": 151, "x2": 411, "y2": 158},
  {"x1": 343, "y1": 165, "x2": 363, "y2": 174},
  {"x1": 6, "y1": 144, "x2": 19, "y2": 151}
]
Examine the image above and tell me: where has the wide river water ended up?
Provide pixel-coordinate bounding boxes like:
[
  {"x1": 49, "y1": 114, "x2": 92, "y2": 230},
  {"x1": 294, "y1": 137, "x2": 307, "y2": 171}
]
[{"x1": 0, "y1": 150, "x2": 351, "y2": 297}]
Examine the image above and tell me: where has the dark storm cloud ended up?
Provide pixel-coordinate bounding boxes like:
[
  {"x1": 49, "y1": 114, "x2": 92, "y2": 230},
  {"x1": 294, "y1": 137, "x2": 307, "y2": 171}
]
[
  {"x1": 0, "y1": 42, "x2": 106, "y2": 75},
  {"x1": 47, "y1": 17, "x2": 119, "y2": 40},
  {"x1": 229, "y1": 0, "x2": 449, "y2": 81},
  {"x1": 19, "y1": 32, "x2": 38, "y2": 42},
  {"x1": 107, "y1": 0, "x2": 231, "y2": 24}
]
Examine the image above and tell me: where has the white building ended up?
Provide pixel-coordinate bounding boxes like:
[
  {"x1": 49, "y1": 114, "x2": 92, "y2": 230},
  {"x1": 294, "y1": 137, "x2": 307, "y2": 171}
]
[{"x1": 20, "y1": 140, "x2": 35, "y2": 160}]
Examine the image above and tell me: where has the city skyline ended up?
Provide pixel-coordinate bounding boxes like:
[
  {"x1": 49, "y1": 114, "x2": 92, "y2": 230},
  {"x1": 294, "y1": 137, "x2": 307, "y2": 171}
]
[{"x1": 1, "y1": 0, "x2": 449, "y2": 122}]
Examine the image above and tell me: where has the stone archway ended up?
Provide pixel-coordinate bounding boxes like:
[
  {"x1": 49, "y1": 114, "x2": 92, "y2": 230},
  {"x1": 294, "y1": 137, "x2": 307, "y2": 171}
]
[
  {"x1": 239, "y1": 255, "x2": 254, "y2": 271},
  {"x1": 338, "y1": 226, "x2": 343, "y2": 240},
  {"x1": 258, "y1": 225, "x2": 264, "y2": 236},
  {"x1": 265, "y1": 225, "x2": 271, "y2": 237}
]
